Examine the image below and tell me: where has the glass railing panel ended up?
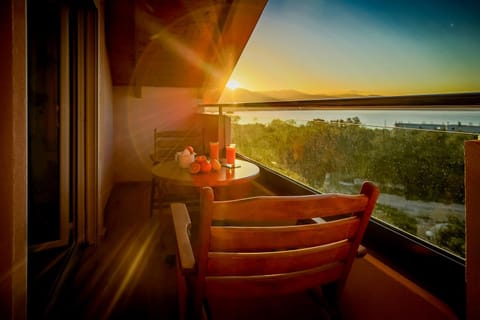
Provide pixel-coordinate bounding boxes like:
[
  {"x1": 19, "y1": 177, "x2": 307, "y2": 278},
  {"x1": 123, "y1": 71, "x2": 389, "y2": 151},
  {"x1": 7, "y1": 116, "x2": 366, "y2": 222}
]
[{"x1": 222, "y1": 108, "x2": 479, "y2": 259}]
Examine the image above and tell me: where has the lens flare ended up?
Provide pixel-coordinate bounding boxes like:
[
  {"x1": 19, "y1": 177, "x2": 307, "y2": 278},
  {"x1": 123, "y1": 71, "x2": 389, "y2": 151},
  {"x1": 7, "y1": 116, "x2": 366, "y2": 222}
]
[{"x1": 226, "y1": 79, "x2": 240, "y2": 90}]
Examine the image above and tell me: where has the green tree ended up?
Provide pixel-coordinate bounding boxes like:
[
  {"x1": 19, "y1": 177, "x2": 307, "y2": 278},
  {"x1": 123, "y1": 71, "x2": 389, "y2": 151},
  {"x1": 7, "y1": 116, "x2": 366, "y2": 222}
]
[{"x1": 435, "y1": 215, "x2": 465, "y2": 257}]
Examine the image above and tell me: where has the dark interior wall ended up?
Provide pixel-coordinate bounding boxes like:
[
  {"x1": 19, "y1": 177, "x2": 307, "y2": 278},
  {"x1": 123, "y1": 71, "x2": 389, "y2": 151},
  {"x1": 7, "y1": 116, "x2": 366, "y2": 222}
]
[
  {"x1": 105, "y1": 0, "x2": 135, "y2": 85},
  {"x1": 0, "y1": 1, "x2": 14, "y2": 315},
  {"x1": 0, "y1": 0, "x2": 27, "y2": 319}
]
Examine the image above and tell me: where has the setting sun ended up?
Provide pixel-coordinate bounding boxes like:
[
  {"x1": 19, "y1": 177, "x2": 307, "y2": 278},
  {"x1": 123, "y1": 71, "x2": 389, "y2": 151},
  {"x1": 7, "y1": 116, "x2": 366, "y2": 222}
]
[
  {"x1": 223, "y1": 1, "x2": 480, "y2": 99},
  {"x1": 226, "y1": 79, "x2": 240, "y2": 90}
]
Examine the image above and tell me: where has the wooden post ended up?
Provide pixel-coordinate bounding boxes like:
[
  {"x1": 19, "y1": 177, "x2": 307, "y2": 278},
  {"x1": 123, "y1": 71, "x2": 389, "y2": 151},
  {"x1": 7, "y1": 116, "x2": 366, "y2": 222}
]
[{"x1": 465, "y1": 140, "x2": 480, "y2": 320}]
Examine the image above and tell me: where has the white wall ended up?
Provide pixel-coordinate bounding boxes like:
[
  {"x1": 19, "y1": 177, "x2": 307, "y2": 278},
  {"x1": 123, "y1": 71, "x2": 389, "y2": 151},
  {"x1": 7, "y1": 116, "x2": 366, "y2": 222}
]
[{"x1": 112, "y1": 86, "x2": 199, "y2": 181}]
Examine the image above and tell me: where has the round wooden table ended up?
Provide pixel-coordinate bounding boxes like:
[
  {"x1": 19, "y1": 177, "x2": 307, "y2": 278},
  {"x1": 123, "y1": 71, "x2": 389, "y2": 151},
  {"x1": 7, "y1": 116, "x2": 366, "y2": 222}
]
[
  {"x1": 151, "y1": 159, "x2": 260, "y2": 204},
  {"x1": 151, "y1": 159, "x2": 260, "y2": 188}
]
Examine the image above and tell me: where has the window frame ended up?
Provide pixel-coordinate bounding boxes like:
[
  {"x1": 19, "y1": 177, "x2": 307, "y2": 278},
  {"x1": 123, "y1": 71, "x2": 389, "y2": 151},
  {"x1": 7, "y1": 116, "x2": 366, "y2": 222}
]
[{"x1": 202, "y1": 92, "x2": 479, "y2": 318}]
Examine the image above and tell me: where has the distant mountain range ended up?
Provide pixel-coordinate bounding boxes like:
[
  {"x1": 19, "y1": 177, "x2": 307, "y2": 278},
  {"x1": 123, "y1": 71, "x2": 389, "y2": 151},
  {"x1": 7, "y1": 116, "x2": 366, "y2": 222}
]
[{"x1": 218, "y1": 88, "x2": 377, "y2": 103}]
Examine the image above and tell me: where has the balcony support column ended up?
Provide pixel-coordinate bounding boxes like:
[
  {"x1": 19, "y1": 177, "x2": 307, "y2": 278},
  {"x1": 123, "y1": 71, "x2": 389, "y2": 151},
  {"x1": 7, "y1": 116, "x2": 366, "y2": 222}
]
[{"x1": 465, "y1": 140, "x2": 480, "y2": 320}]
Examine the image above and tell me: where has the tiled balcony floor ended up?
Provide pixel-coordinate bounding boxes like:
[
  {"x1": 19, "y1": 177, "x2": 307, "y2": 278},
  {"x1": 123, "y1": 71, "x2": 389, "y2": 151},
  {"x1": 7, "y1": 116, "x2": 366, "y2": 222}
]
[
  {"x1": 51, "y1": 182, "x2": 334, "y2": 320},
  {"x1": 52, "y1": 182, "x2": 178, "y2": 319}
]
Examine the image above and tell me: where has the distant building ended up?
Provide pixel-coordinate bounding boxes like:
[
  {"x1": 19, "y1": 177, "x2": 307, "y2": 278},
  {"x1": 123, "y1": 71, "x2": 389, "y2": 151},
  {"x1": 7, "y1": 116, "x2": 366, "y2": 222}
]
[{"x1": 395, "y1": 121, "x2": 480, "y2": 134}]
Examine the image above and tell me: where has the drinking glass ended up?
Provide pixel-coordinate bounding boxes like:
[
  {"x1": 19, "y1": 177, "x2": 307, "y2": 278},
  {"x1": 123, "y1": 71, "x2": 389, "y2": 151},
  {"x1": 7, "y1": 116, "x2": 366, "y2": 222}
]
[
  {"x1": 225, "y1": 144, "x2": 236, "y2": 165},
  {"x1": 209, "y1": 141, "x2": 219, "y2": 160}
]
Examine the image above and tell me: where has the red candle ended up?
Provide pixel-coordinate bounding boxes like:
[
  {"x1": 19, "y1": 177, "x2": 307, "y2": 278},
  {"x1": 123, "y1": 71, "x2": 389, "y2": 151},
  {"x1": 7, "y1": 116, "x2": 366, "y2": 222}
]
[{"x1": 225, "y1": 144, "x2": 236, "y2": 165}]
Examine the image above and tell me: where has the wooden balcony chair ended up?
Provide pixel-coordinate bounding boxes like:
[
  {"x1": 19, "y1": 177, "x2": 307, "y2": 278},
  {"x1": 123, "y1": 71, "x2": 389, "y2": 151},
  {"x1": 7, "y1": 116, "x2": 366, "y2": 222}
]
[
  {"x1": 171, "y1": 181, "x2": 380, "y2": 319},
  {"x1": 150, "y1": 128, "x2": 205, "y2": 216}
]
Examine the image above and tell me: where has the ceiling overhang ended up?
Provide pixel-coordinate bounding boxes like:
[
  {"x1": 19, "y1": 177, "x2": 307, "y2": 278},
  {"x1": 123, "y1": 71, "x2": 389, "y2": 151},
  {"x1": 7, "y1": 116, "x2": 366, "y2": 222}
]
[{"x1": 106, "y1": 0, "x2": 267, "y2": 102}]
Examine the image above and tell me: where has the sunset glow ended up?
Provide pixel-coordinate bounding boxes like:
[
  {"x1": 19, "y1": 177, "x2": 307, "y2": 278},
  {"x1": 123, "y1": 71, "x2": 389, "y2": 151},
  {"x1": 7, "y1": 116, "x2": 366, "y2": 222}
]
[
  {"x1": 226, "y1": 79, "x2": 240, "y2": 90},
  {"x1": 220, "y1": 0, "x2": 480, "y2": 102}
]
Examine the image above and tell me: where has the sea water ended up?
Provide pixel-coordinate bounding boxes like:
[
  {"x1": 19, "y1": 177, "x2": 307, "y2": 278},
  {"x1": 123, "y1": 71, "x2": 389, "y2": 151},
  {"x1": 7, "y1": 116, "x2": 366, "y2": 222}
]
[{"x1": 232, "y1": 109, "x2": 480, "y2": 129}]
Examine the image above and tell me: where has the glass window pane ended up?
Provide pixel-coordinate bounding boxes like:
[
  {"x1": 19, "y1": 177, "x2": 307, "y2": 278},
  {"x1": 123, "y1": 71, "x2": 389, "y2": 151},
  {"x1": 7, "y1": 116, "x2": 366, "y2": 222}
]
[
  {"x1": 28, "y1": 1, "x2": 61, "y2": 245},
  {"x1": 231, "y1": 110, "x2": 478, "y2": 258}
]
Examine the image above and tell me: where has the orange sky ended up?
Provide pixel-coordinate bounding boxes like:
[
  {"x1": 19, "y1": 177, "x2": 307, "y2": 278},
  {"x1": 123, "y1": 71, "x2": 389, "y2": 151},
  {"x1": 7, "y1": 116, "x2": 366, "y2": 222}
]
[{"x1": 220, "y1": 1, "x2": 480, "y2": 100}]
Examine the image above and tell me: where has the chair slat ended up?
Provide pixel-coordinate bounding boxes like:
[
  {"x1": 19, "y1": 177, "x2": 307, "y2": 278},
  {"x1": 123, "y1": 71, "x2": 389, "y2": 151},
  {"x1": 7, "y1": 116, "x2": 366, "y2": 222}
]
[
  {"x1": 211, "y1": 193, "x2": 369, "y2": 221},
  {"x1": 207, "y1": 239, "x2": 351, "y2": 276},
  {"x1": 205, "y1": 262, "x2": 345, "y2": 298},
  {"x1": 152, "y1": 128, "x2": 205, "y2": 163},
  {"x1": 209, "y1": 217, "x2": 359, "y2": 251}
]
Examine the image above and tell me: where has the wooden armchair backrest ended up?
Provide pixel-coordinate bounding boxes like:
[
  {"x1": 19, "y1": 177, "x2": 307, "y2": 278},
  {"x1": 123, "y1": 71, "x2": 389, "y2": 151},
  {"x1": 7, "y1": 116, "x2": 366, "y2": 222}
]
[
  {"x1": 191, "y1": 181, "x2": 379, "y2": 316},
  {"x1": 151, "y1": 128, "x2": 205, "y2": 164}
]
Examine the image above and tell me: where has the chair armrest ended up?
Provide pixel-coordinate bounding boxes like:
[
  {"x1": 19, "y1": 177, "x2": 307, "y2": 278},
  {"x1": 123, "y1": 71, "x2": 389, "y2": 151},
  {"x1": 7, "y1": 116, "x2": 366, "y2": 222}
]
[
  {"x1": 356, "y1": 244, "x2": 368, "y2": 258},
  {"x1": 171, "y1": 202, "x2": 196, "y2": 272}
]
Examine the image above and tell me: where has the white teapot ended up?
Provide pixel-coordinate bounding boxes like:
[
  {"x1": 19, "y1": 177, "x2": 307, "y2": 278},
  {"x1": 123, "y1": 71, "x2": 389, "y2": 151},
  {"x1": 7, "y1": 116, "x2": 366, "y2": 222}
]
[{"x1": 175, "y1": 148, "x2": 195, "y2": 168}]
